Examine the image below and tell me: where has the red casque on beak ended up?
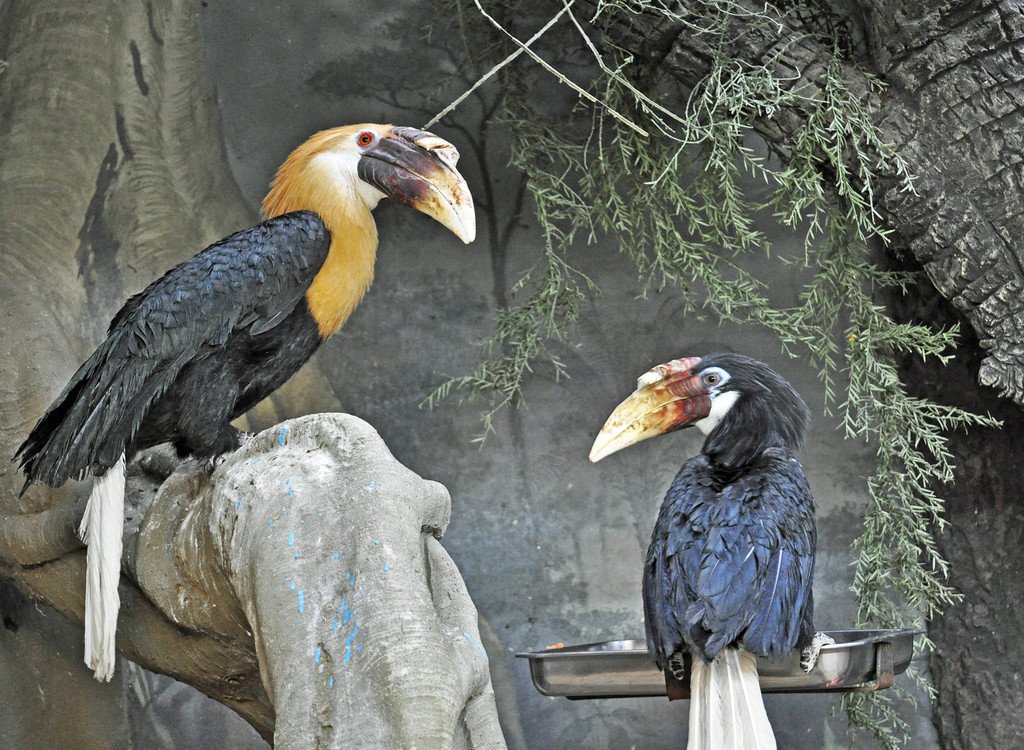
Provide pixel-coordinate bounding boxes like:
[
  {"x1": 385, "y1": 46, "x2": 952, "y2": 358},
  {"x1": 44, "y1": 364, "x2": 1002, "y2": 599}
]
[{"x1": 589, "y1": 357, "x2": 710, "y2": 462}]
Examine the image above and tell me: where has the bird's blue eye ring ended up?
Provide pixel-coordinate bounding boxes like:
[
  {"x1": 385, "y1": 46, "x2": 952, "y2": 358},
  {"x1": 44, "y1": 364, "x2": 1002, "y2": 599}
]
[
  {"x1": 356, "y1": 130, "x2": 376, "y2": 148},
  {"x1": 700, "y1": 367, "x2": 730, "y2": 388}
]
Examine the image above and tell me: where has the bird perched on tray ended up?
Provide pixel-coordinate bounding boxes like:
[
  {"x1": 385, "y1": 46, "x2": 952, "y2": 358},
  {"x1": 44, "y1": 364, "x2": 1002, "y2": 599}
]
[
  {"x1": 15, "y1": 124, "x2": 475, "y2": 682},
  {"x1": 590, "y1": 354, "x2": 829, "y2": 749}
]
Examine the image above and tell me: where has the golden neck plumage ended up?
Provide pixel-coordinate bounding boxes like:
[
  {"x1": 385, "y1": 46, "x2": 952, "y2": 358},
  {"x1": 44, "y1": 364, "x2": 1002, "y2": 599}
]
[{"x1": 262, "y1": 149, "x2": 378, "y2": 339}]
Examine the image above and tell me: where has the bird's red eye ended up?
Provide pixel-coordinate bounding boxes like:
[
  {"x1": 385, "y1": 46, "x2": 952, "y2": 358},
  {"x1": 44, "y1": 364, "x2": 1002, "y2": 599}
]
[{"x1": 356, "y1": 131, "x2": 376, "y2": 148}]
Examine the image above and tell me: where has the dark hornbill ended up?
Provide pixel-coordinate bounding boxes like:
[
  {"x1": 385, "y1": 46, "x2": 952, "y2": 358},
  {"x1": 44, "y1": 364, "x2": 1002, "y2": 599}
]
[
  {"x1": 15, "y1": 124, "x2": 475, "y2": 681},
  {"x1": 590, "y1": 354, "x2": 827, "y2": 749}
]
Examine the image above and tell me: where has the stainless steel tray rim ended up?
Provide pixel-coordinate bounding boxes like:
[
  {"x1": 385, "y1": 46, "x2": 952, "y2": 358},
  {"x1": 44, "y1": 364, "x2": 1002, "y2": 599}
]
[
  {"x1": 516, "y1": 628, "x2": 924, "y2": 660},
  {"x1": 517, "y1": 628, "x2": 923, "y2": 699}
]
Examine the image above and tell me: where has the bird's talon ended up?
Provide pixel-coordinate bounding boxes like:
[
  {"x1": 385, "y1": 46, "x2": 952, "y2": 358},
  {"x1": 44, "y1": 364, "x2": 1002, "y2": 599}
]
[
  {"x1": 667, "y1": 652, "x2": 687, "y2": 681},
  {"x1": 801, "y1": 632, "x2": 835, "y2": 673},
  {"x1": 203, "y1": 454, "x2": 228, "y2": 473},
  {"x1": 135, "y1": 447, "x2": 180, "y2": 480}
]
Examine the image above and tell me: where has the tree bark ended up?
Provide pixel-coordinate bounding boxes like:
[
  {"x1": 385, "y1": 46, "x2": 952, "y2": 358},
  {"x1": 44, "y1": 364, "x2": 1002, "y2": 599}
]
[
  {"x1": 0, "y1": 0, "x2": 504, "y2": 746},
  {"x1": 887, "y1": 272, "x2": 1024, "y2": 750},
  {"x1": 588, "y1": 0, "x2": 1024, "y2": 406}
]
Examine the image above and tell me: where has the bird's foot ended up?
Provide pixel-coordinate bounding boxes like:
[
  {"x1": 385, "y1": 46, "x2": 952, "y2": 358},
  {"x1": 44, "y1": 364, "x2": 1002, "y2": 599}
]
[
  {"x1": 197, "y1": 431, "x2": 256, "y2": 473},
  {"x1": 134, "y1": 446, "x2": 181, "y2": 481},
  {"x1": 203, "y1": 454, "x2": 228, "y2": 474},
  {"x1": 801, "y1": 632, "x2": 836, "y2": 673},
  {"x1": 667, "y1": 652, "x2": 687, "y2": 682}
]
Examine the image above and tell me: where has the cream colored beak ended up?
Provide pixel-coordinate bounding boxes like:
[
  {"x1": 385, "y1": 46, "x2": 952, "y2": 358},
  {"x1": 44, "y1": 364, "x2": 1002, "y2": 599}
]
[{"x1": 589, "y1": 358, "x2": 709, "y2": 462}]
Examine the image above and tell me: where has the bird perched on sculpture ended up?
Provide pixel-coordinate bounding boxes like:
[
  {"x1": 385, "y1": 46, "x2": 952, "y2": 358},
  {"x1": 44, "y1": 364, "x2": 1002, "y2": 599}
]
[
  {"x1": 590, "y1": 353, "x2": 828, "y2": 750},
  {"x1": 15, "y1": 124, "x2": 475, "y2": 681}
]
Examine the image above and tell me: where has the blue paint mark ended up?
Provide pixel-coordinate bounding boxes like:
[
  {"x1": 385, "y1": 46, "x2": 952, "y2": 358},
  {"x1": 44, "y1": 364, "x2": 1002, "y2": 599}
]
[
  {"x1": 333, "y1": 551, "x2": 340, "y2": 560},
  {"x1": 338, "y1": 597, "x2": 354, "y2": 626},
  {"x1": 288, "y1": 531, "x2": 295, "y2": 547},
  {"x1": 365, "y1": 481, "x2": 379, "y2": 491},
  {"x1": 327, "y1": 676, "x2": 334, "y2": 689},
  {"x1": 372, "y1": 540, "x2": 381, "y2": 546},
  {"x1": 355, "y1": 642, "x2": 363, "y2": 654},
  {"x1": 332, "y1": 619, "x2": 340, "y2": 632},
  {"x1": 293, "y1": 552, "x2": 299, "y2": 559},
  {"x1": 383, "y1": 563, "x2": 390, "y2": 573},
  {"x1": 314, "y1": 647, "x2": 322, "y2": 665},
  {"x1": 348, "y1": 572, "x2": 357, "y2": 587},
  {"x1": 266, "y1": 519, "x2": 273, "y2": 526},
  {"x1": 286, "y1": 478, "x2": 292, "y2": 485},
  {"x1": 287, "y1": 489, "x2": 294, "y2": 496},
  {"x1": 317, "y1": 511, "x2": 324, "y2": 518},
  {"x1": 343, "y1": 622, "x2": 360, "y2": 664},
  {"x1": 297, "y1": 589, "x2": 305, "y2": 614},
  {"x1": 290, "y1": 581, "x2": 296, "y2": 591},
  {"x1": 464, "y1": 631, "x2": 488, "y2": 659},
  {"x1": 235, "y1": 500, "x2": 241, "y2": 510},
  {"x1": 278, "y1": 426, "x2": 288, "y2": 446}
]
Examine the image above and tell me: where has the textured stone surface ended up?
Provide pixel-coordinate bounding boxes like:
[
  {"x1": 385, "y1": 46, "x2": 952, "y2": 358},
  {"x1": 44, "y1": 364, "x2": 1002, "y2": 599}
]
[{"x1": 133, "y1": 414, "x2": 504, "y2": 749}]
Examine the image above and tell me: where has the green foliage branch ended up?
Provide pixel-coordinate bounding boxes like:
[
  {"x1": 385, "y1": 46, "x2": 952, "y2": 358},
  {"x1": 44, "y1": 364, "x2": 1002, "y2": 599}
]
[{"x1": 425, "y1": 0, "x2": 999, "y2": 745}]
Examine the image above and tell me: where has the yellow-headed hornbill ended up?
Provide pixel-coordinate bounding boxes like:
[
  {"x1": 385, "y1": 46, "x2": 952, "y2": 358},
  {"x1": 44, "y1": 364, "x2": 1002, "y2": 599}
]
[
  {"x1": 15, "y1": 124, "x2": 475, "y2": 681},
  {"x1": 590, "y1": 354, "x2": 825, "y2": 750}
]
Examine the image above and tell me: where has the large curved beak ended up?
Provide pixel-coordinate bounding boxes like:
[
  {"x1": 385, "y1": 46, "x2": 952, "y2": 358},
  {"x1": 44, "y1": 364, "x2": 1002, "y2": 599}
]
[
  {"x1": 357, "y1": 127, "x2": 476, "y2": 243},
  {"x1": 589, "y1": 357, "x2": 710, "y2": 462}
]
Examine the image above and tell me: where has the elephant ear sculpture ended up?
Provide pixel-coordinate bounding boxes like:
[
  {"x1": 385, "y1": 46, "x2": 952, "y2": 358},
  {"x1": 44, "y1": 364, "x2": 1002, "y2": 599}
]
[{"x1": 131, "y1": 413, "x2": 505, "y2": 748}]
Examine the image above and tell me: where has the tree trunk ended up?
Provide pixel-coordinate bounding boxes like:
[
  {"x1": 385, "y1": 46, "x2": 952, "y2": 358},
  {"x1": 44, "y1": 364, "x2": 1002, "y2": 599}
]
[
  {"x1": 889, "y1": 275, "x2": 1024, "y2": 750},
  {"x1": 589, "y1": 0, "x2": 1024, "y2": 406},
  {"x1": 0, "y1": 1, "x2": 504, "y2": 746}
]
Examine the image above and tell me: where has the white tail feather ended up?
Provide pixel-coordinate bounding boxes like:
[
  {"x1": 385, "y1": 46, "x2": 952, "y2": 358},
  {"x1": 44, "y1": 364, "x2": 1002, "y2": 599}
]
[
  {"x1": 79, "y1": 453, "x2": 126, "y2": 682},
  {"x1": 688, "y1": 648, "x2": 775, "y2": 750}
]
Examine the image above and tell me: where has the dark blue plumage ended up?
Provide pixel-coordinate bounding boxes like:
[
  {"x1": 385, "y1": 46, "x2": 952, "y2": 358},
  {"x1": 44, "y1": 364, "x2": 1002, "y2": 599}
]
[
  {"x1": 639, "y1": 354, "x2": 817, "y2": 669},
  {"x1": 643, "y1": 448, "x2": 815, "y2": 667},
  {"x1": 16, "y1": 210, "x2": 329, "y2": 488}
]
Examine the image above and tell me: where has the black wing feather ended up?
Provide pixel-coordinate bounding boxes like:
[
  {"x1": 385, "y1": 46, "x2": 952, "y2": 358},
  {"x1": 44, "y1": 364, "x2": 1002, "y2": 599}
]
[
  {"x1": 644, "y1": 455, "x2": 715, "y2": 670},
  {"x1": 643, "y1": 449, "x2": 815, "y2": 666},
  {"x1": 15, "y1": 211, "x2": 329, "y2": 488}
]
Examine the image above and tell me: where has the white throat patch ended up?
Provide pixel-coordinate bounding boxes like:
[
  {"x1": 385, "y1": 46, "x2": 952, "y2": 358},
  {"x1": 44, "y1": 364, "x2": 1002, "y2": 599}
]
[
  {"x1": 312, "y1": 150, "x2": 386, "y2": 210},
  {"x1": 695, "y1": 390, "x2": 740, "y2": 435}
]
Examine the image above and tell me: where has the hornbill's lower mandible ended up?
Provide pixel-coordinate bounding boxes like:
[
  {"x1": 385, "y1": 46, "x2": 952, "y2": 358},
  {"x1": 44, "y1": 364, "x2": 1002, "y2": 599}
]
[
  {"x1": 590, "y1": 354, "x2": 828, "y2": 750},
  {"x1": 15, "y1": 124, "x2": 476, "y2": 681}
]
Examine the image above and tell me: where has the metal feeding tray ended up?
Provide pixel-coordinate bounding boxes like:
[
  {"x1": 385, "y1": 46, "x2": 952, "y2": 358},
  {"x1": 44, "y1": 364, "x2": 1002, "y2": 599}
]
[{"x1": 517, "y1": 629, "x2": 922, "y2": 700}]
